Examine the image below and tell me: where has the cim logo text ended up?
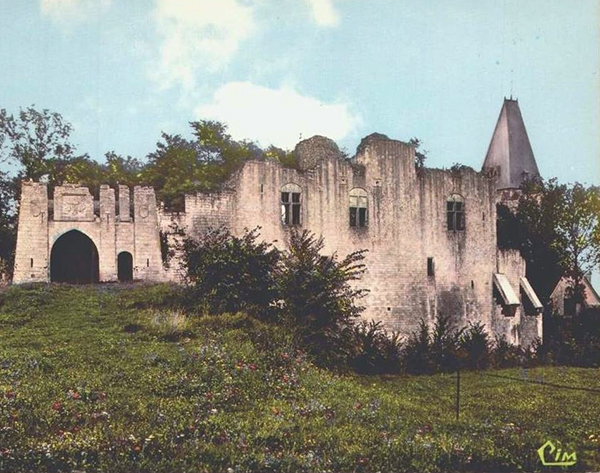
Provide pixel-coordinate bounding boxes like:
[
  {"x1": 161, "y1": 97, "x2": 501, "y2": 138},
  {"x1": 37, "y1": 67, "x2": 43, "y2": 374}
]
[{"x1": 537, "y1": 440, "x2": 577, "y2": 467}]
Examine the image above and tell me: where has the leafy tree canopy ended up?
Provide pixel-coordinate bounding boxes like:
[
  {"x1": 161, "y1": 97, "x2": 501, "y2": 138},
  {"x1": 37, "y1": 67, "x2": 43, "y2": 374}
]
[{"x1": 498, "y1": 178, "x2": 600, "y2": 303}]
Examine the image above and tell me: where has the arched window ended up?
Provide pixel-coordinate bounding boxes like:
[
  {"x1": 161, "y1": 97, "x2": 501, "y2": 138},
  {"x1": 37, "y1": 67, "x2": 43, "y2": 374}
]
[
  {"x1": 447, "y1": 194, "x2": 465, "y2": 231},
  {"x1": 281, "y1": 183, "x2": 302, "y2": 225},
  {"x1": 349, "y1": 188, "x2": 368, "y2": 227}
]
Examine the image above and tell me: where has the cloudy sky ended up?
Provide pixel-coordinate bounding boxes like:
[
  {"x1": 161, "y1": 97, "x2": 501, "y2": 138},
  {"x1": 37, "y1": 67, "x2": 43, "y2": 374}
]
[{"x1": 0, "y1": 0, "x2": 598, "y2": 183}]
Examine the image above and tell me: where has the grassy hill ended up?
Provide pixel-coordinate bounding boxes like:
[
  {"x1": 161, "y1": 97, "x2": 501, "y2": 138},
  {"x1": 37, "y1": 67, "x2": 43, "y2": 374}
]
[{"x1": 0, "y1": 284, "x2": 599, "y2": 472}]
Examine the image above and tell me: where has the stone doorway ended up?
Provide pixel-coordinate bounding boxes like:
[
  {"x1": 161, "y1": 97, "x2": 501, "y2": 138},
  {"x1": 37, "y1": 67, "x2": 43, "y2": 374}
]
[
  {"x1": 50, "y1": 230, "x2": 99, "y2": 284},
  {"x1": 118, "y1": 251, "x2": 133, "y2": 282}
]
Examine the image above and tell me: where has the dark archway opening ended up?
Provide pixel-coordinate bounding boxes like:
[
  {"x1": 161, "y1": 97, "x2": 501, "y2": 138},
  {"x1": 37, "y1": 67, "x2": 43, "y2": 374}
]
[
  {"x1": 50, "y1": 230, "x2": 99, "y2": 284},
  {"x1": 118, "y1": 251, "x2": 133, "y2": 282}
]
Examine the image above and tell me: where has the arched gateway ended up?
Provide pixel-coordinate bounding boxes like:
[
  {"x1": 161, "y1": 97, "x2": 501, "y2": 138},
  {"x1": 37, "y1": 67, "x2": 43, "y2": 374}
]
[{"x1": 50, "y1": 230, "x2": 99, "y2": 284}]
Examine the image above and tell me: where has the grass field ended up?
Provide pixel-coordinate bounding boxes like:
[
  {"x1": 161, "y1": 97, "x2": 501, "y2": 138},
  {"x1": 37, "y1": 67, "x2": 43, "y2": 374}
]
[{"x1": 1, "y1": 284, "x2": 599, "y2": 472}]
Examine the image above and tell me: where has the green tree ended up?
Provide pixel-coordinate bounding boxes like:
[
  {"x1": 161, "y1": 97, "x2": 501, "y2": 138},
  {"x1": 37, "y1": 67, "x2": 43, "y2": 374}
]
[
  {"x1": 182, "y1": 227, "x2": 281, "y2": 317},
  {"x1": 0, "y1": 106, "x2": 80, "y2": 183},
  {"x1": 277, "y1": 230, "x2": 368, "y2": 368},
  {"x1": 0, "y1": 171, "x2": 17, "y2": 276},
  {"x1": 143, "y1": 121, "x2": 263, "y2": 210},
  {"x1": 501, "y1": 178, "x2": 600, "y2": 304}
]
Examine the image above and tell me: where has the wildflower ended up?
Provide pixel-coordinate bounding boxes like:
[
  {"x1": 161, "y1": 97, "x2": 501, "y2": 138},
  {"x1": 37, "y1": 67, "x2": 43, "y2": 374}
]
[
  {"x1": 4, "y1": 390, "x2": 15, "y2": 399},
  {"x1": 354, "y1": 402, "x2": 363, "y2": 410},
  {"x1": 249, "y1": 364, "x2": 258, "y2": 371},
  {"x1": 51, "y1": 401, "x2": 62, "y2": 411}
]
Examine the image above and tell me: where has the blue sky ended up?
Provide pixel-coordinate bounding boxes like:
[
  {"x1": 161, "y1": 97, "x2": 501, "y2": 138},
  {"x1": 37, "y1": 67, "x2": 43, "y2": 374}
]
[{"x1": 0, "y1": 0, "x2": 598, "y2": 185}]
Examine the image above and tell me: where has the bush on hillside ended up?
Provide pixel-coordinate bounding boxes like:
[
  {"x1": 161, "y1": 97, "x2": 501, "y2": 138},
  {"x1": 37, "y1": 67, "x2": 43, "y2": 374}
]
[
  {"x1": 277, "y1": 230, "x2": 368, "y2": 369},
  {"x1": 535, "y1": 307, "x2": 600, "y2": 367},
  {"x1": 458, "y1": 322, "x2": 491, "y2": 370},
  {"x1": 182, "y1": 227, "x2": 280, "y2": 319},
  {"x1": 350, "y1": 320, "x2": 403, "y2": 374}
]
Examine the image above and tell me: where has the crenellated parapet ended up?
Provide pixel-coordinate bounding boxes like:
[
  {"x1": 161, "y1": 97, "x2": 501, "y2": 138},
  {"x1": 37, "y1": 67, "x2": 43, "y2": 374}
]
[{"x1": 13, "y1": 181, "x2": 164, "y2": 284}]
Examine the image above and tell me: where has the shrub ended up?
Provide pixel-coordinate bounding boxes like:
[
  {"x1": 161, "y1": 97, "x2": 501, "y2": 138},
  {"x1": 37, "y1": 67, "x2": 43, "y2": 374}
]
[
  {"x1": 182, "y1": 227, "x2": 280, "y2": 318},
  {"x1": 537, "y1": 307, "x2": 600, "y2": 367},
  {"x1": 277, "y1": 230, "x2": 367, "y2": 369},
  {"x1": 458, "y1": 322, "x2": 490, "y2": 370},
  {"x1": 404, "y1": 318, "x2": 490, "y2": 373},
  {"x1": 350, "y1": 320, "x2": 403, "y2": 374},
  {"x1": 148, "y1": 309, "x2": 191, "y2": 341},
  {"x1": 430, "y1": 314, "x2": 462, "y2": 372},
  {"x1": 404, "y1": 319, "x2": 433, "y2": 374},
  {"x1": 490, "y1": 335, "x2": 524, "y2": 368}
]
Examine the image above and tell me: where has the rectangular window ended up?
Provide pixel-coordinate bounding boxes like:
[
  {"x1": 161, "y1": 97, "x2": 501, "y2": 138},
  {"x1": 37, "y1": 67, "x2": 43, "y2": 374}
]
[
  {"x1": 349, "y1": 195, "x2": 368, "y2": 227},
  {"x1": 447, "y1": 201, "x2": 465, "y2": 231},
  {"x1": 358, "y1": 207, "x2": 367, "y2": 227},
  {"x1": 427, "y1": 257, "x2": 435, "y2": 277},
  {"x1": 349, "y1": 207, "x2": 357, "y2": 226},
  {"x1": 447, "y1": 201, "x2": 455, "y2": 230},
  {"x1": 281, "y1": 192, "x2": 290, "y2": 225},
  {"x1": 455, "y1": 202, "x2": 465, "y2": 230},
  {"x1": 281, "y1": 192, "x2": 301, "y2": 225}
]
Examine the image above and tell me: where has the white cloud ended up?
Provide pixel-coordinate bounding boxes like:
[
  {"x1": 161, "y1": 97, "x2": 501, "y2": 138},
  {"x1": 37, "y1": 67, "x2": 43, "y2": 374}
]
[
  {"x1": 195, "y1": 82, "x2": 361, "y2": 149},
  {"x1": 304, "y1": 0, "x2": 340, "y2": 27},
  {"x1": 40, "y1": 0, "x2": 112, "y2": 25},
  {"x1": 152, "y1": 0, "x2": 256, "y2": 91}
]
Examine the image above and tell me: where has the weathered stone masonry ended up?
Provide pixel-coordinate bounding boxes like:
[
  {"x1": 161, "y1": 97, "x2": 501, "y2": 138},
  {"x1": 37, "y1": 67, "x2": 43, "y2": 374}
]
[
  {"x1": 158, "y1": 132, "x2": 542, "y2": 346},
  {"x1": 13, "y1": 99, "x2": 544, "y2": 346},
  {"x1": 13, "y1": 183, "x2": 163, "y2": 284}
]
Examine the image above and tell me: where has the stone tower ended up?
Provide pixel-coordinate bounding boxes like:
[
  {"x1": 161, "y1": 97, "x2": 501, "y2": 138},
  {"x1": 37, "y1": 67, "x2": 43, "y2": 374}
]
[{"x1": 482, "y1": 98, "x2": 540, "y2": 190}]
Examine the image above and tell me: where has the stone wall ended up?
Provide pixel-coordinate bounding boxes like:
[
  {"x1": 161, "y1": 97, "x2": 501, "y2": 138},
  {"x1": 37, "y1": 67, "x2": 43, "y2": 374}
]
[
  {"x1": 13, "y1": 133, "x2": 543, "y2": 346},
  {"x1": 164, "y1": 134, "x2": 542, "y2": 344},
  {"x1": 13, "y1": 181, "x2": 49, "y2": 283},
  {"x1": 14, "y1": 182, "x2": 164, "y2": 284}
]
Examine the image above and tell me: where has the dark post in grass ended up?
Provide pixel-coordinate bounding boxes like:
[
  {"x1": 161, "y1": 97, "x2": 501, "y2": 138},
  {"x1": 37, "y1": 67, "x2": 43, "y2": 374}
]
[{"x1": 455, "y1": 369, "x2": 460, "y2": 421}]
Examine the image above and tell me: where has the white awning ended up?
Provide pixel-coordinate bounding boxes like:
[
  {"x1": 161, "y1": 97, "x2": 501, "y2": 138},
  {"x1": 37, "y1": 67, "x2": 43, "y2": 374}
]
[
  {"x1": 493, "y1": 273, "x2": 520, "y2": 306},
  {"x1": 520, "y1": 277, "x2": 543, "y2": 310}
]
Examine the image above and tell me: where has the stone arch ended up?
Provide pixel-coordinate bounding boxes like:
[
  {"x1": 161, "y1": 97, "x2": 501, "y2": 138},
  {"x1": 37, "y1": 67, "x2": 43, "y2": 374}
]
[
  {"x1": 50, "y1": 229, "x2": 99, "y2": 284},
  {"x1": 118, "y1": 251, "x2": 133, "y2": 282}
]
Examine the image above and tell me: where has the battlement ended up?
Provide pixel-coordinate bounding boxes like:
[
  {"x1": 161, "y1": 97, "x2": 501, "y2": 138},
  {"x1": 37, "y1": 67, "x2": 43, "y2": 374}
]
[
  {"x1": 18, "y1": 181, "x2": 158, "y2": 223},
  {"x1": 13, "y1": 181, "x2": 163, "y2": 284}
]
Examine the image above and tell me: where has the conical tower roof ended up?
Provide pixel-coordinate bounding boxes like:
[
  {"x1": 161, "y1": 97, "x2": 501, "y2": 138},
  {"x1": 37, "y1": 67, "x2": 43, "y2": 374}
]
[{"x1": 482, "y1": 98, "x2": 540, "y2": 189}]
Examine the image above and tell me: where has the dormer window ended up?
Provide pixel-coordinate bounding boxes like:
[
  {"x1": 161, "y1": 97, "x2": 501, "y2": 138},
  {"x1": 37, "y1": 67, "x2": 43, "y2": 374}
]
[
  {"x1": 447, "y1": 194, "x2": 465, "y2": 231},
  {"x1": 281, "y1": 183, "x2": 302, "y2": 225}
]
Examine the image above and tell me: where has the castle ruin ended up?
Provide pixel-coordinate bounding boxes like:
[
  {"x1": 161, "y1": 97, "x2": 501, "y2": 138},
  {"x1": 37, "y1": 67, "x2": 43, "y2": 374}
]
[{"x1": 12, "y1": 98, "x2": 544, "y2": 346}]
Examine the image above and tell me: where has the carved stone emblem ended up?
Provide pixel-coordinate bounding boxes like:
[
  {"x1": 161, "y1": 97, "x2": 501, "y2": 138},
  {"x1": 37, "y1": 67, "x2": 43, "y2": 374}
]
[
  {"x1": 30, "y1": 199, "x2": 42, "y2": 217},
  {"x1": 138, "y1": 204, "x2": 150, "y2": 219},
  {"x1": 63, "y1": 194, "x2": 88, "y2": 218}
]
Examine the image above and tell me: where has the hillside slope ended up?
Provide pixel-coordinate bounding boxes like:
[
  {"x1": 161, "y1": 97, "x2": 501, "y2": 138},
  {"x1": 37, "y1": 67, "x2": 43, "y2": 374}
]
[{"x1": 0, "y1": 284, "x2": 599, "y2": 472}]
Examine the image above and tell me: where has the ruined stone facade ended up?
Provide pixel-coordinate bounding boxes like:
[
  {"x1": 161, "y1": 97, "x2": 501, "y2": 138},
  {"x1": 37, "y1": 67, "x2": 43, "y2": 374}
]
[
  {"x1": 13, "y1": 183, "x2": 163, "y2": 284},
  {"x1": 13, "y1": 99, "x2": 544, "y2": 346}
]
